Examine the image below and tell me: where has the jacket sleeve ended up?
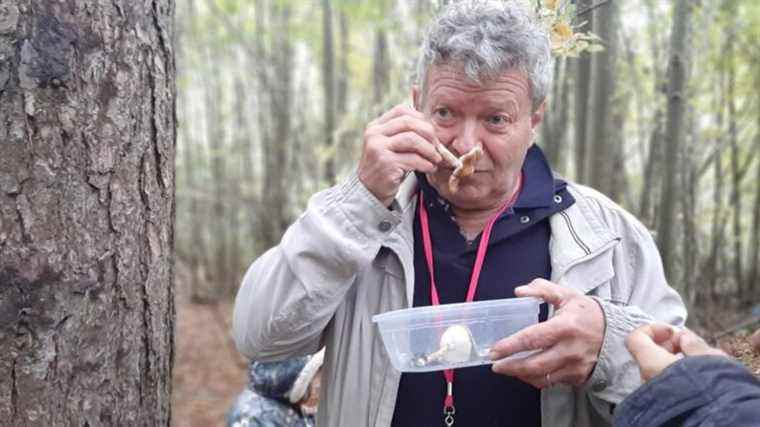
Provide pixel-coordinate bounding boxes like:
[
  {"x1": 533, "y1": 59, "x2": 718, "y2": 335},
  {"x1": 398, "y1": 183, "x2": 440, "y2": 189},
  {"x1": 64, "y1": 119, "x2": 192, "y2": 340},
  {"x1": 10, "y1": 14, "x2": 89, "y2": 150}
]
[
  {"x1": 613, "y1": 355, "x2": 760, "y2": 427},
  {"x1": 232, "y1": 172, "x2": 401, "y2": 361},
  {"x1": 585, "y1": 201, "x2": 687, "y2": 408}
]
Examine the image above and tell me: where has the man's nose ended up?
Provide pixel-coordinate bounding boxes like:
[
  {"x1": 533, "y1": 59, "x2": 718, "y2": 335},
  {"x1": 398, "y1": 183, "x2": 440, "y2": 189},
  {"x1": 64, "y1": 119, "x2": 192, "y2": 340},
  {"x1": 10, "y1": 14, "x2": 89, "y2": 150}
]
[{"x1": 451, "y1": 119, "x2": 480, "y2": 156}]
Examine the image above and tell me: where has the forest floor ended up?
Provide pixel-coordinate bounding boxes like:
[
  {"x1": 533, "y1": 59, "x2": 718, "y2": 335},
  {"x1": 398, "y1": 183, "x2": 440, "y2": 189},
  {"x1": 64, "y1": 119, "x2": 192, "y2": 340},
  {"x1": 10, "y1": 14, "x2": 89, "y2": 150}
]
[
  {"x1": 170, "y1": 294, "x2": 759, "y2": 427},
  {"x1": 172, "y1": 297, "x2": 247, "y2": 427}
]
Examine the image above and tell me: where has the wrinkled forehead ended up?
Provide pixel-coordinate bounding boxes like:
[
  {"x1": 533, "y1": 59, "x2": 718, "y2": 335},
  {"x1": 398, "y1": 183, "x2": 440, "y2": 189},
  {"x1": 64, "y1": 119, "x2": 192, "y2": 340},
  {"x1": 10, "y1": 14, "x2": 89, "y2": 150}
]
[{"x1": 421, "y1": 63, "x2": 533, "y2": 109}]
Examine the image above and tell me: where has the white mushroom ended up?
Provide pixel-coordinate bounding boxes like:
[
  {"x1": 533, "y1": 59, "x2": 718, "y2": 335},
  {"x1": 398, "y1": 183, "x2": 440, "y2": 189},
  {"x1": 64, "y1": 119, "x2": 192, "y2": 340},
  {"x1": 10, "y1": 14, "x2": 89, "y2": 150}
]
[{"x1": 438, "y1": 324, "x2": 474, "y2": 363}]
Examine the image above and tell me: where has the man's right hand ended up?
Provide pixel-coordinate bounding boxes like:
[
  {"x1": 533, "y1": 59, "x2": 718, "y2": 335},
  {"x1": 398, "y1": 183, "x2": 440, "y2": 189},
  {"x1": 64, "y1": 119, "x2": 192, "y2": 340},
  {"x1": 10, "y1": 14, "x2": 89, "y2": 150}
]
[
  {"x1": 358, "y1": 105, "x2": 442, "y2": 207},
  {"x1": 626, "y1": 323, "x2": 728, "y2": 382}
]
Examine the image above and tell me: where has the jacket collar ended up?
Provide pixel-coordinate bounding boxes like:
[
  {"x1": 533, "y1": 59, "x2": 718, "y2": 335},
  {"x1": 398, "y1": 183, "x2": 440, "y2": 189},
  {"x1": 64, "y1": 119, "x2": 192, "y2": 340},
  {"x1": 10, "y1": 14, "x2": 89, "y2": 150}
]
[{"x1": 391, "y1": 176, "x2": 621, "y2": 280}]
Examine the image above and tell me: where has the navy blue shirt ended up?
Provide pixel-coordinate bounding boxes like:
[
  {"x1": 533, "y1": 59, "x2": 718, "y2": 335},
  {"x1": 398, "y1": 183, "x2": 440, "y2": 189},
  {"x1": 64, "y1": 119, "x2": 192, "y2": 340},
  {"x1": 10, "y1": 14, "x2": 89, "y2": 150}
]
[{"x1": 391, "y1": 145, "x2": 574, "y2": 427}]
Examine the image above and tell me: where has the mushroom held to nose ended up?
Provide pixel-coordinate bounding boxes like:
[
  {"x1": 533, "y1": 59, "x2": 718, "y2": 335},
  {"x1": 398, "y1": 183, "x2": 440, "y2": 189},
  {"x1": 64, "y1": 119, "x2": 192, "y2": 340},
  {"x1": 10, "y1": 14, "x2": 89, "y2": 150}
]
[{"x1": 447, "y1": 145, "x2": 482, "y2": 193}]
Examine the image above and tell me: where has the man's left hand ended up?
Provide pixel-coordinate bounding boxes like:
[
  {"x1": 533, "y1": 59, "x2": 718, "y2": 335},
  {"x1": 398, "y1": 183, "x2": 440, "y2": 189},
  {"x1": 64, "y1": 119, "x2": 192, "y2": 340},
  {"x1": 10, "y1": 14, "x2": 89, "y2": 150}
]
[{"x1": 490, "y1": 279, "x2": 605, "y2": 389}]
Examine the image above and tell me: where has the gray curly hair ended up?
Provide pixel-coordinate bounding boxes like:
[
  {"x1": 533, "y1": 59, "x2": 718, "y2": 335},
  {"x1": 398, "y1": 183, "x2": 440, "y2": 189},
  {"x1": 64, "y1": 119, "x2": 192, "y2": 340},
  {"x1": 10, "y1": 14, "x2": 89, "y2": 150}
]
[{"x1": 416, "y1": 0, "x2": 553, "y2": 112}]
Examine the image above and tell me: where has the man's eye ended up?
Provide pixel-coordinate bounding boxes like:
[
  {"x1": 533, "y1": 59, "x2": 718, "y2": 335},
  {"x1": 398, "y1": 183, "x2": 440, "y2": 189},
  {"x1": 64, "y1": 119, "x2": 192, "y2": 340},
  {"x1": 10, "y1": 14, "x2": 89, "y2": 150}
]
[
  {"x1": 434, "y1": 108, "x2": 452, "y2": 120},
  {"x1": 487, "y1": 115, "x2": 509, "y2": 126}
]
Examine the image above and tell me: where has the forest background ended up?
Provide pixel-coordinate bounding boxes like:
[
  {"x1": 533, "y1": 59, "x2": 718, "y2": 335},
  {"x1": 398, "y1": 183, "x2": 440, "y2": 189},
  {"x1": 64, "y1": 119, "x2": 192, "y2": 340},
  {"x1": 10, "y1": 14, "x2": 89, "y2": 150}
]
[{"x1": 172, "y1": 0, "x2": 759, "y2": 423}]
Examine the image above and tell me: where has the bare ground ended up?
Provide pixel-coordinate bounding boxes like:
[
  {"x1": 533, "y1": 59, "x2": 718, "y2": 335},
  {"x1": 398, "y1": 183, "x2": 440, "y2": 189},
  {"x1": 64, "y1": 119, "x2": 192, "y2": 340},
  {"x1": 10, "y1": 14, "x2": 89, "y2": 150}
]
[{"x1": 172, "y1": 299, "x2": 247, "y2": 427}]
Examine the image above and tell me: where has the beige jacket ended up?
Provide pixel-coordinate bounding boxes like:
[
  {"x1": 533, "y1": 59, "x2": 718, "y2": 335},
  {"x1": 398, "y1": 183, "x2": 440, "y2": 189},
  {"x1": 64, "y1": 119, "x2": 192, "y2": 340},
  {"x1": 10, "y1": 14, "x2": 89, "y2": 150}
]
[{"x1": 233, "y1": 172, "x2": 686, "y2": 427}]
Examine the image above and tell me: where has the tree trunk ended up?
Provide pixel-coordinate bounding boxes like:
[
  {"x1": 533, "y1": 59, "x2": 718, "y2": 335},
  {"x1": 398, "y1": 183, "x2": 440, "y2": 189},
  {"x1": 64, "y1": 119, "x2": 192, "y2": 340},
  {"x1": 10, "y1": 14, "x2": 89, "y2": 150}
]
[
  {"x1": 749, "y1": 144, "x2": 760, "y2": 297},
  {"x1": 726, "y1": 24, "x2": 744, "y2": 298},
  {"x1": 573, "y1": 0, "x2": 593, "y2": 183},
  {"x1": 322, "y1": 0, "x2": 337, "y2": 185},
  {"x1": 177, "y1": 0, "x2": 206, "y2": 301},
  {"x1": 204, "y1": 46, "x2": 227, "y2": 299},
  {"x1": 638, "y1": 0, "x2": 667, "y2": 226},
  {"x1": 680, "y1": 106, "x2": 698, "y2": 302},
  {"x1": 373, "y1": 28, "x2": 390, "y2": 106},
  {"x1": 253, "y1": 0, "x2": 271, "y2": 255},
  {"x1": 656, "y1": 0, "x2": 693, "y2": 279},
  {"x1": 587, "y1": 0, "x2": 618, "y2": 195},
  {"x1": 260, "y1": 4, "x2": 293, "y2": 251},
  {"x1": 337, "y1": 11, "x2": 349, "y2": 117},
  {"x1": 705, "y1": 80, "x2": 726, "y2": 302},
  {"x1": 0, "y1": 1, "x2": 175, "y2": 424},
  {"x1": 748, "y1": 66, "x2": 760, "y2": 299},
  {"x1": 542, "y1": 58, "x2": 570, "y2": 174}
]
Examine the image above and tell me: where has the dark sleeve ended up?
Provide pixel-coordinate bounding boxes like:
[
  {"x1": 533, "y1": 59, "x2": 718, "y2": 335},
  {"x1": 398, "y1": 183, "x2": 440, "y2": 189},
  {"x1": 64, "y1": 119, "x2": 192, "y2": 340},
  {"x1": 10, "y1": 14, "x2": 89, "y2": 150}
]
[{"x1": 614, "y1": 355, "x2": 760, "y2": 427}]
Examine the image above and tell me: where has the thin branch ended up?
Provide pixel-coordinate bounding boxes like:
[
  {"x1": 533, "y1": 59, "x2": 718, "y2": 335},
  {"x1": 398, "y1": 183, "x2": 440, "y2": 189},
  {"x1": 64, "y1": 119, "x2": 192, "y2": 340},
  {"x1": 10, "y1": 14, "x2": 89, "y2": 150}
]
[{"x1": 577, "y1": 0, "x2": 611, "y2": 17}]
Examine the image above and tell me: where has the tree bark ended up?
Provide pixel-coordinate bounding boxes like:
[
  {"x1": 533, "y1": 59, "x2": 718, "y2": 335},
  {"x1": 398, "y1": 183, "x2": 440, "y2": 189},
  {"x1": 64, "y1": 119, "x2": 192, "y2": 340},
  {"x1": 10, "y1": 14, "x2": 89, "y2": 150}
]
[
  {"x1": 656, "y1": 0, "x2": 693, "y2": 279},
  {"x1": 0, "y1": 1, "x2": 175, "y2": 424}
]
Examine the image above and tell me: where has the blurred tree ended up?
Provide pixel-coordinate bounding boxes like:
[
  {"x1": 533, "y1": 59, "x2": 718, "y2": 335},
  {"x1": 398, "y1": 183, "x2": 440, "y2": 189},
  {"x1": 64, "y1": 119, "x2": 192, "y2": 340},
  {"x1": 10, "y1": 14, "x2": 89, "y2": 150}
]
[
  {"x1": 573, "y1": 0, "x2": 593, "y2": 182},
  {"x1": 657, "y1": 0, "x2": 694, "y2": 280},
  {"x1": 323, "y1": 0, "x2": 337, "y2": 185},
  {"x1": 587, "y1": 0, "x2": 620, "y2": 196}
]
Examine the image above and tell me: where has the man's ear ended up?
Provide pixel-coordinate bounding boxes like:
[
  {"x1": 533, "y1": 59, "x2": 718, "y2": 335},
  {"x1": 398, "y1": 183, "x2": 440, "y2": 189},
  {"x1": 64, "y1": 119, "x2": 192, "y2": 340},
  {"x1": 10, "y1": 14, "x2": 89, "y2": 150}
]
[
  {"x1": 412, "y1": 85, "x2": 421, "y2": 111},
  {"x1": 531, "y1": 100, "x2": 547, "y2": 129}
]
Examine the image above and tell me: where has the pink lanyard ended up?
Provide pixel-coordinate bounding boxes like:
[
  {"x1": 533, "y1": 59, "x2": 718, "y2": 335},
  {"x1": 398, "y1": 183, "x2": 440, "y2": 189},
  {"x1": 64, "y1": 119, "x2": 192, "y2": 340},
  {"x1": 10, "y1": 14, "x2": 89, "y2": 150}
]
[{"x1": 417, "y1": 174, "x2": 522, "y2": 426}]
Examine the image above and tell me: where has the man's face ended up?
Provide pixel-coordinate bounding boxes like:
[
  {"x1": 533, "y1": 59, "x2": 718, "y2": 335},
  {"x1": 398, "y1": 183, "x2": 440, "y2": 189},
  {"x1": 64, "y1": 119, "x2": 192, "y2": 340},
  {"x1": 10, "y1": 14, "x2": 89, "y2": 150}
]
[{"x1": 415, "y1": 65, "x2": 544, "y2": 211}]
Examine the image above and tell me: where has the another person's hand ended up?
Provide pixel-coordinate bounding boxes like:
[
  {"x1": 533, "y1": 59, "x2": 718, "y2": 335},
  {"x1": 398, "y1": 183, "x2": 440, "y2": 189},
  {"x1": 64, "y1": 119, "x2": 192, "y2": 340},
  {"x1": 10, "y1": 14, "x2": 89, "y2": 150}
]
[
  {"x1": 625, "y1": 323, "x2": 727, "y2": 382},
  {"x1": 489, "y1": 279, "x2": 605, "y2": 389},
  {"x1": 359, "y1": 105, "x2": 442, "y2": 207}
]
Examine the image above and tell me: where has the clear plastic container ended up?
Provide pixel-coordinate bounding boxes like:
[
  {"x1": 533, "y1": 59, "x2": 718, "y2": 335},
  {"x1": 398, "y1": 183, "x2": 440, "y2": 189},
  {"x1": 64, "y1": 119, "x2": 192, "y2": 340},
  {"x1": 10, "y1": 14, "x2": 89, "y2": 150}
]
[{"x1": 372, "y1": 297, "x2": 541, "y2": 372}]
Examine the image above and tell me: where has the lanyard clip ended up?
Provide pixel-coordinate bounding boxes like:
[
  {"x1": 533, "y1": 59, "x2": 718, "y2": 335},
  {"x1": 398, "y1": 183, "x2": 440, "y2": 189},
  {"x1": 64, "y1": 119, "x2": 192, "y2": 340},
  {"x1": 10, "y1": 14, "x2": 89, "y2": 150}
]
[
  {"x1": 443, "y1": 381, "x2": 455, "y2": 426},
  {"x1": 443, "y1": 405, "x2": 455, "y2": 426}
]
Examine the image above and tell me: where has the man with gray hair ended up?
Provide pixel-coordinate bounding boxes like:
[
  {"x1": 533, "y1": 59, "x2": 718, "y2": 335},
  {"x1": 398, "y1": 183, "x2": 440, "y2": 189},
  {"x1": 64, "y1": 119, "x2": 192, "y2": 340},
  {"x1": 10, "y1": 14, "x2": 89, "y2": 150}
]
[{"x1": 233, "y1": 1, "x2": 686, "y2": 426}]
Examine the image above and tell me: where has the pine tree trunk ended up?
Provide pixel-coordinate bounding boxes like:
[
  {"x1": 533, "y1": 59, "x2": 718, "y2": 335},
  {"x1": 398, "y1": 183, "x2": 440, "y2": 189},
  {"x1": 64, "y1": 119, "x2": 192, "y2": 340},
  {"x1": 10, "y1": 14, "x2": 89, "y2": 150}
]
[
  {"x1": 657, "y1": 0, "x2": 693, "y2": 279},
  {"x1": 0, "y1": 1, "x2": 175, "y2": 424}
]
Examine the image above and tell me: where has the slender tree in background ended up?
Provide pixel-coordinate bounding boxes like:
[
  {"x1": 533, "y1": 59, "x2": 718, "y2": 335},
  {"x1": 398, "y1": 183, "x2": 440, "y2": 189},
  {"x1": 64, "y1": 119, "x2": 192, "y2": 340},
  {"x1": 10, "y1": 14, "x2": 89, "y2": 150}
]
[
  {"x1": 323, "y1": 0, "x2": 337, "y2": 185},
  {"x1": 573, "y1": 0, "x2": 593, "y2": 182},
  {"x1": 373, "y1": 26, "x2": 390, "y2": 106},
  {"x1": 657, "y1": 0, "x2": 693, "y2": 280},
  {"x1": 0, "y1": 1, "x2": 175, "y2": 424},
  {"x1": 260, "y1": 3, "x2": 293, "y2": 251},
  {"x1": 749, "y1": 104, "x2": 760, "y2": 295},
  {"x1": 638, "y1": 0, "x2": 666, "y2": 227},
  {"x1": 179, "y1": 0, "x2": 208, "y2": 301},
  {"x1": 204, "y1": 43, "x2": 229, "y2": 297},
  {"x1": 587, "y1": 0, "x2": 619, "y2": 196},
  {"x1": 541, "y1": 59, "x2": 571, "y2": 174}
]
